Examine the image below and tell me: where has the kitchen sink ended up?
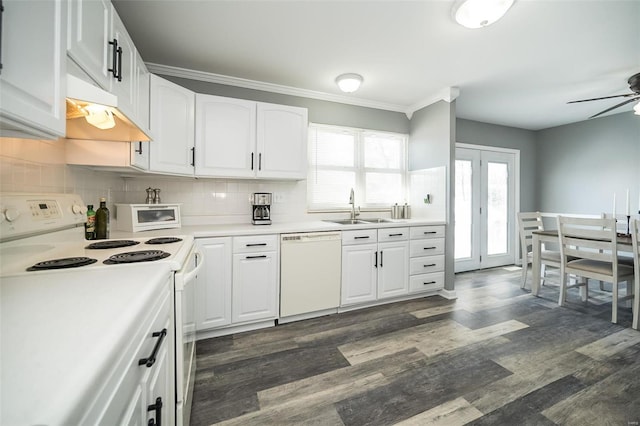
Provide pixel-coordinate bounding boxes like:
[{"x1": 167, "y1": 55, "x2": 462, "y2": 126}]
[
  {"x1": 324, "y1": 219, "x2": 370, "y2": 225},
  {"x1": 362, "y1": 218, "x2": 394, "y2": 223}
]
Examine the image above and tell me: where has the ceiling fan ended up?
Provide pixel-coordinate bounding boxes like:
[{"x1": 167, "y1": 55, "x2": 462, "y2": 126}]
[{"x1": 567, "y1": 72, "x2": 640, "y2": 119}]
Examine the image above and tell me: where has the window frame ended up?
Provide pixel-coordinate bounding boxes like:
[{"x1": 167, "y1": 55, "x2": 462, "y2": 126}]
[{"x1": 307, "y1": 123, "x2": 408, "y2": 212}]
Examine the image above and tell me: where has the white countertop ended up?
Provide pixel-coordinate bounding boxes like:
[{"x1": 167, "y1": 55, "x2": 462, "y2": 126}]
[
  {"x1": 111, "y1": 218, "x2": 446, "y2": 239},
  {"x1": 0, "y1": 264, "x2": 173, "y2": 425}
]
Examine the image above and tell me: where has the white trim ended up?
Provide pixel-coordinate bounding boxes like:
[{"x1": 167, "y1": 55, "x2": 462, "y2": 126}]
[
  {"x1": 438, "y1": 289, "x2": 458, "y2": 300},
  {"x1": 145, "y1": 62, "x2": 458, "y2": 118}
]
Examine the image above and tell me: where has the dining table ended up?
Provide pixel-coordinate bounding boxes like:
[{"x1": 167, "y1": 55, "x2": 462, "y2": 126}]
[{"x1": 531, "y1": 229, "x2": 636, "y2": 328}]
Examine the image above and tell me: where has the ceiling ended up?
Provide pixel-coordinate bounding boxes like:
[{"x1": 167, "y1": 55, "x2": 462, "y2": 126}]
[{"x1": 112, "y1": 0, "x2": 640, "y2": 131}]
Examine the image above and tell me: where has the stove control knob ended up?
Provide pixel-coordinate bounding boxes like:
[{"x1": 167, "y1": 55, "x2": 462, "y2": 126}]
[
  {"x1": 72, "y1": 204, "x2": 86, "y2": 215},
  {"x1": 4, "y1": 208, "x2": 21, "y2": 222}
]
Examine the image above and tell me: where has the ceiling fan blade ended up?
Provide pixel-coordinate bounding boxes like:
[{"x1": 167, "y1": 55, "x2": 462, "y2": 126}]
[
  {"x1": 589, "y1": 96, "x2": 640, "y2": 119},
  {"x1": 567, "y1": 93, "x2": 637, "y2": 104}
]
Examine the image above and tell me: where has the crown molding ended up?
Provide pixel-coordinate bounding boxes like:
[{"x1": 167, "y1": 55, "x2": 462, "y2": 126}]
[{"x1": 145, "y1": 62, "x2": 458, "y2": 119}]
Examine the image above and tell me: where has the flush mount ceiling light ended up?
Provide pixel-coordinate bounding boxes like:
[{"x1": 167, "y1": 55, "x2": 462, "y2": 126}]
[
  {"x1": 452, "y1": 0, "x2": 515, "y2": 29},
  {"x1": 336, "y1": 73, "x2": 363, "y2": 93}
]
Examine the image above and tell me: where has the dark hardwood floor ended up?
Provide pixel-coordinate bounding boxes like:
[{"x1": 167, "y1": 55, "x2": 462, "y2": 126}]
[{"x1": 190, "y1": 267, "x2": 640, "y2": 425}]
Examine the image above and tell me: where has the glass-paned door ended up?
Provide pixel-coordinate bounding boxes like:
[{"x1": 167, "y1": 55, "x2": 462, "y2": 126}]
[{"x1": 455, "y1": 147, "x2": 516, "y2": 272}]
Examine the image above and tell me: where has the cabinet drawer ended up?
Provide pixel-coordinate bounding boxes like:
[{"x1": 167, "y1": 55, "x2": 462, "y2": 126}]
[
  {"x1": 342, "y1": 229, "x2": 378, "y2": 245},
  {"x1": 409, "y1": 255, "x2": 445, "y2": 275},
  {"x1": 410, "y1": 225, "x2": 445, "y2": 239},
  {"x1": 410, "y1": 238, "x2": 445, "y2": 257},
  {"x1": 378, "y1": 227, "x2": 409, "y2": 242},
  {"x1": 233, "y1": 234, "x2": 278, "y2": 253},
  {"x1": 409, "y1": 272, "x2": 445, "y2": 294}
]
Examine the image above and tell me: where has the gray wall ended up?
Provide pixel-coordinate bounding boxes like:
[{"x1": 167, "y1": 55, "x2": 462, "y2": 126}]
[
  {"x1": 162, "y1": 75, "x2": 410, "y2": 134},
  {"x1": 536, "y1": 111, "x2": 640, "y2": 215},
  {"x1": 409, "y1": 100, "x2": 456, "y2": 291},
  {"x1": 456, "y1": 119, "x2": 537, "y2": 213}
]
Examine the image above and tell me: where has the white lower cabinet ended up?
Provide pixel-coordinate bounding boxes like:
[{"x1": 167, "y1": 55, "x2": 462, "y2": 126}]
[
  {"x1": 341, "y1": 228, "x2": 409, "y2": 306},
  {"x1": 82, "y1": 275, "x2": 175, "y2": 426},
  {"x1": 196, "y1": 235, "x2": 278, "y2": 335},
  {"x1": 195, "y1": 237, "x2": 233, "y2": 331}
]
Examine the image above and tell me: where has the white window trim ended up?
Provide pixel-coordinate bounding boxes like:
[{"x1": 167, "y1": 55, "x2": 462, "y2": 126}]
[{"x1": 307, "y1": 123, "x2": 409, "y2": 213}]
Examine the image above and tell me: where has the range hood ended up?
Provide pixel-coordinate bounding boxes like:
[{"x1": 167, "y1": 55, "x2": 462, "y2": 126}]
[{"x1": 65, "y1": 74, "x2": 151, "y2": 142}]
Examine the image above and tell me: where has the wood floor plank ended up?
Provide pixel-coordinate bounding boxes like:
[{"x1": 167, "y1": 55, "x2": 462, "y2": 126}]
[
  {"x1": 575, "y1": 328, "x2": 640, "y2": 361},
  {"x1": 393, "y1": 397, "x2": 483, "y2": 426}
]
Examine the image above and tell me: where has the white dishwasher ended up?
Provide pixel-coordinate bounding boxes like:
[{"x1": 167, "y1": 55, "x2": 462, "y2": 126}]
[{"x1": 280, "y1": 231, "x2": 342, "y2": 319}]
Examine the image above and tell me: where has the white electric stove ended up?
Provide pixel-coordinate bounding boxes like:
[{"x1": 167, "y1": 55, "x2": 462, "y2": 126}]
[{"x1": 0, "y1": 193, "x2": 200, "y2": 426}]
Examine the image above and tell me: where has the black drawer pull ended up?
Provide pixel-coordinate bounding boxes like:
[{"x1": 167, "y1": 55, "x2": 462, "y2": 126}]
[
  {"x1": 423, "y1": 281, "x2": 437, "y2": 285},
  {"x1": 190, "y1": 147, "x2": 195, "y2": 166},
  {"x1": 246, "y1": 243, "x2": 267, "y2": 247},
  {"x1": 423, "y1": 247, "x2": 436, "y2": 250},
  {"x1": 259, "y1": 153, "x2": 262, "y2": 170},
  {"x1": 389, "y1": 233, "x2": 404, "y2": 237},
  {"x1": 424, "y1": 231, "x2": 437, "y2": 234},
  {"x1": 380, "y1": 250, "x2": 383, "y2": 267},
  {"x1": 246, "y1": 255, "x2": 267, "y2": 259},
  {"x1": 354, "y1": 236, "x2": 370, "y2": 240},
  {"x1": 139, "y1": 328, "x2": 167, "y2": 368},
  {"x1": 108, "y1": 39, "x2": 118, "y2": 78},
  {"x1": 423, "y1": 263, "x2": 437, "y2": 267},
  {"x1": 147, "y1": 397, "x2": 163, "y2": 426},
  {"x1": 135, "y1": 141, "x2": 143, "y2": 154},
  {"x1": 374, "y1": 251, "x2": 377, "y2": 268},
  {"x1": 251, "y1": 152, "x2": 254, "y2": 170},
  {"x1": 116, "y1": 46, "x2": 123, "y2": 81}
]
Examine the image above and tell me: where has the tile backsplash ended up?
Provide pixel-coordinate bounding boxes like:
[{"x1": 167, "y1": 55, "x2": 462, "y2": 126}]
[{"x1": 0, "y1": 138, "x2": 310, "y2": 224}]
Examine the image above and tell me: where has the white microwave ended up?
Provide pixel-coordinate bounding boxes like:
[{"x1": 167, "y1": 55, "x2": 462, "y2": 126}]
[{"x1": 116, "y1": 204, "x2": 181, "y2": 232}]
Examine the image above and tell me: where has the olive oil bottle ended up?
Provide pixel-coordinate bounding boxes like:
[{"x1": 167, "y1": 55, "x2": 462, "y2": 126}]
[
  {"x1": 95, "y1": 198, "x2": 110, "y2": 239},
  {"x1": 85, "y1": 204, "x2": 96, "y2": 240}
]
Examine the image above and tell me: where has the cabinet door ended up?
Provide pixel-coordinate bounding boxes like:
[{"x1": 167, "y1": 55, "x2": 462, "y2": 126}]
[
  {"x1": 196, "y1": 238, "x2": 233, "y2": 330},
  {"x1": 135, "y1": 51, "x2": 151, "y2": 135},
  {"x1": 144, "y1": 317, "x2": 175, "y2": 426},
  {"x1": 256, "y1": 103, "x2": 308, "y2": 179},
  {"x1": 377, "y1": 241, "x2": 409, "y2": 299},
  {"x1": 0, "y1": 0, "x2": 66, "y2": 138},
  {"x1": 67, "y1": 0, "x2": 111, "y2": 89},
  {"x1": 232, "y1": 252, "x2": 278, "y2": 323},
  {"x1": 109, "y1": 7, "x2": 136, "y2": 119},
  {"x1": 341, "y1": 243, "x2": 377, "y2": 306},
  {"x1": 149, "y1": 75, "x2": 195, "y2": 175},
  {"x1": 120, "y1": 385, "x2": 145, "y2": 426},
  {"x1": 195, "y1": 94, "x2": 256, "y2": 178}
]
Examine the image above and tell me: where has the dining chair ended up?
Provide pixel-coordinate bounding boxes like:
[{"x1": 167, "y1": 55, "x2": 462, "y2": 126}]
[
  {"x1": 517, "y1": 212, "x2": 561, "y2": 290},
  {"x1": 631, "y1": 219, "x2": 639, "y2": 330},
  {"x1": 557, "y1": 216, "x2": 635, "y2": 324}
]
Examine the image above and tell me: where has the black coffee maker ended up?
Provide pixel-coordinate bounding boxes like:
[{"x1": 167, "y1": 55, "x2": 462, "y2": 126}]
[{"x1": 252, "y1": 193, "x2": 272, "y2": 225}]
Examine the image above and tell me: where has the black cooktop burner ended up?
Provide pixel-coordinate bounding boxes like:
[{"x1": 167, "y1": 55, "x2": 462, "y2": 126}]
[
  {"x1": 145, "y1": 237, "x2": 182, "y2": 245},
  {"x1": 103, "y1": 250, "x2": 170, "y2": 264},
  {"x1": 27, "y1": 257, "x2": 98, "y2": 271},
  {"x1": 86, "y1": 240, "x2": 140, "y2": 249}
]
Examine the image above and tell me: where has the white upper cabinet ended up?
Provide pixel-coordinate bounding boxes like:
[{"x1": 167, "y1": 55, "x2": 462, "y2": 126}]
[
  {"x1": 149, "y1": 75, "x2": 195, "y2": 175},
  {"x1": 67, "y1": 0, "x2": 112, "y2": 89},
  {"x1": 108, "y1": 6, "x2": 136, "y2": 119},
  {"x1": 194, "y1": 94, "x2": 308, "y2": 179},
  {"x1": 0, "y1": 0, "x2": 66, "y2": 139},
  {"x1": 256, "y1": 102, "x2": 308, "y2": 179},
  {"x1": 195, "y1": 94, "x2": 256, "y2": 178}
]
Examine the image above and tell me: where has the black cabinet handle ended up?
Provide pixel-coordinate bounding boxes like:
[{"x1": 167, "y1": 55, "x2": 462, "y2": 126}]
[
  {"x1": 147, "y1": 397, "x2": 162, "y2": 426},
  {"x1": 190, "y1": 147, "x2": 195, "y2": 166},
  {"x1": 116, "y1": 46, "x2": 123, "y2": 81},
  {"x1": 246, "y1": 243, "x2": 267, "y2": 247},
  {"x1": 108, "y1": 39, "x2": 118, "y2": 78},
  {"x1": 258, "y1": 153, "x2": 262, "y2": 170},
  {"x1": 354, "y1": 236, "x2": 370, "y2": 240},
  {"x1": 424, "y1": 231, "x2": 437, "y2": 234},
  {"x1": 251, "y1": 153, "x2": 254, "y2": 170},
  {"x1": 135, "y1": 141, "x2": 143, "y2": 154},
  {"x1": 423, "y1": 281, "x2": 436, "y2": 285},
  {"x1": 138, "y1": 328, "x2": 166, "y2": 367},
  {"x1": 374, "y1": 251, "x2": 377, "y2": 268},
  {"x1": 423, "y1": 263, "x2": 436, "y2": 268},
  {"x1": 423, "y1": 247, "x2": 436, "y2": 250},
  {"x1": 246, "y1": 255, "x2": 267, "y2": 259},
  {"x1": 389, "y1": 233, "x2": 403, "y2": 237},
  {"x1": 380, "y1": 250, "x2": 383, "y2": 267},
  {"x1": 0, "y1": 0, "x2": 4, "y2": 75}
]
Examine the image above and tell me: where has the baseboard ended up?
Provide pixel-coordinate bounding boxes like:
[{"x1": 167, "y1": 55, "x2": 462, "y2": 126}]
[
  {"x1": 278, "y1": 308, "x2": 339, "y2": 324},
  {"x1": 196, "y1": 319, "x2": 276, "y2": 340},
  {"x1": 438, "y1": 288, "x2": 458, "y2": 300}
]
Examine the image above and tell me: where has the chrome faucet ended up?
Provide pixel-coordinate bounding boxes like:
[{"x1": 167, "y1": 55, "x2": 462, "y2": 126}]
[{"x1": 349, "y1": 188, "x2": 360, "y2": 220}]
